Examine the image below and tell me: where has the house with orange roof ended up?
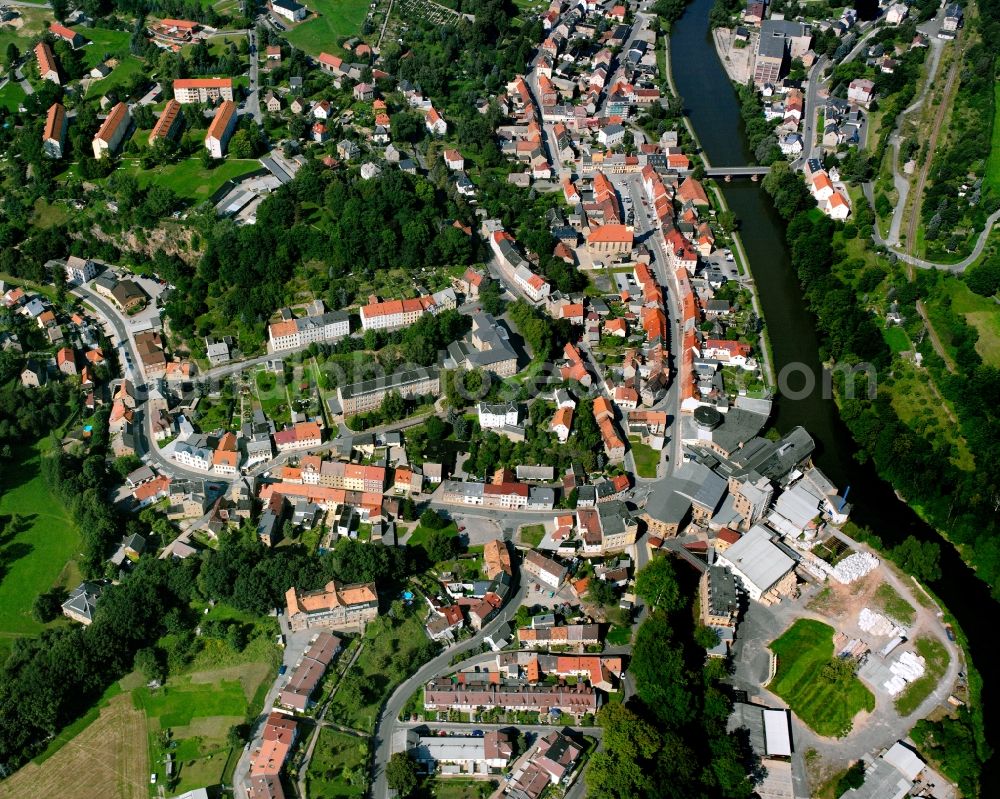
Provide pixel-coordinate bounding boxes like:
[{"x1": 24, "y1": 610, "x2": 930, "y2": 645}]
[
  {"x1": 318, "y1": 52, "x2": 345, "y2": 76},
  {"x1": 173, "y1": 77, "x2": 234, "y2": 104},
  {"x1": 587, "y1": 224, "x2": 633, "y2": 255},
  {"x1": 205, "y1": 100, "x2": 237, "y2": 158},
  {"x1": 92, "y1": 102, "x2": 131, "y2": 159},
  {"x1": 558, "y1": 303, "x2": 584, "y2": 325},
  {"x1": 212, "y1": 448, "x2": 239, "y2": 475},
  {"x1": 250, "y1": 712, "x2": 297, "y2": 777},
  {"x1": 286, "y1": 580, "x2": 379, "y2": 632},
  {"x1": 149, "y1": 99, "x2": 183, "y2": 146},
  {"x1": 273, "y1": 421, "x2": 322, "y2": 452},
  {"x1": 550, "y1": 405, "x2": 574, "y2": 443},
  {"x1": 43, "y1": 102, "x2": 68, "y2": 158},
  {"x1": 49, "y1": 22, "x2": 87, "y2": 48},
  {"x1": 34, "y1": 42, "x2": 60, "y2": 84},
  {"x1": 604, "y1": 317, "x2": 627, "y2": 337},
  {"x1": 677, "y1": 176, "x2": 710, "y2": 206},
  {"x1": 359, "y1": 295, "x2": 436, "y2": 331},
  {"x1": 425, "y1": 106, "x2": 447, "y2": 135}
]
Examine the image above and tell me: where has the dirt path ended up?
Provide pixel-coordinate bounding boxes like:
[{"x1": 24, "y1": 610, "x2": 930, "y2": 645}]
[
  {"x1": 904, "y1": 41, "x2": 963, "y2": 258},
  {"x1": 916, "y1": 300, "x2": 957, "y2": 374}
]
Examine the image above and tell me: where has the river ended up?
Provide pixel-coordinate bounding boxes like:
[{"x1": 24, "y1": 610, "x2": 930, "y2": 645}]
[{"x1": 669, "y1": 0, "x2": 998, "y2": 784}]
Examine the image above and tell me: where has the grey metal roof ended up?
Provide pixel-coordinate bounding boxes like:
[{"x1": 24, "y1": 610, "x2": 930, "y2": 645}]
[{"x1": 717, "y1": 526, "x2": 794, "y2": 593}]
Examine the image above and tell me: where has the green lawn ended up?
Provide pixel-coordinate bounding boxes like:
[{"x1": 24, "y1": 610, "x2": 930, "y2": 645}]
[
  {"x1": 628, "y1": 436, "x2": 660, "y2": 478},
  {"x1": 80, "y1": 27, "x2": 133, "y2": 70},
  {"x1": 607, "y1": 625, "x2": 632, "y2": 646},
  {"x1": 0, "y1": 443, "x2": 80, "y2": 645},
  {"x1": 304, "y1": 727, "x2": 369, "y2": 799},
  {"x1": 769, "y1": 619, "x2": 875, "y2": 738},
  {"x1": 285, "y1": 0, "x2": 371, "y2": 57},
  {"x1": 520, "y1": 524, "x2": 545, "y2": 547},
  {"x1": 882, "y1": 325, "x2": 910, "y2": 354},
  {"x1": 0, "y1": 80, "x2": 26, "y2": 112},
  {"x1": 873, "y1": 582, "x2": 916, "y2": 627},
  {"x1": 329, "y1": 613, "x2": 434, "y2": 733},
  {"x1": 86, "y1": 55, "x2": 146, "y2": 97},
  {"x1": 984, "y1": 83, "x2": 1000, "y2": 196},
  {"x1": 939, "y1": 276, "x2": 1000, "y2": 367},
  {"x1": 134, "y1": 680, "x2": 248, "y2": 727},
  {"x1": 133, "y1": 157, "x2": 261, "y2": 200},
  {"x1": 407, "y1": 522, "x2": 459, "y2": 548},
  {"x1": 894, "y1": 636, "x2": 949, "y2": 716}
]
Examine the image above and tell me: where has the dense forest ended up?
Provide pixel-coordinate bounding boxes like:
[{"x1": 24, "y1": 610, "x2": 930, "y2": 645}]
[
  {"x1": 587, "y1": 556, "x2": 754, "y2": 799},
  {"x1": 919, "y1": 0, "x2": 1000, "y2": 255},
  {"x1": 765, "y1": 163, "x2": 996, "y2": 795}
]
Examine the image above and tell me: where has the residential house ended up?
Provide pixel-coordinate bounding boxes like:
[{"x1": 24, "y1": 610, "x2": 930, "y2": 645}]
[
  {"x1": 273, "y1": 421, "x2": 322, "y2": 452},
  {"x1": 173, "y1": 77, "x2": 234, "y2": 104},
  {"x1": 278, "y1": 632, "x2": 341, "y2": 711},
  {"x1": 62, "y1": 581, "x2": 103, "y2": 625},
  {"x1": 269, "y1": 0, "x2": 307, "y2": 22},
  {"x1": 92, "y1": 102, "x2": 131, "y2": 159},
  {"x1": 524, "y1": 550, "x2": 567, "y2": 589},
  {"x1": 205, "y1": 100, "x2": 238, "y2": 158},
  {"x1": 285, "y1": 580, "x2": 379, "y2": 632},
  {"x1": 34, "y1": 42, "x2": 60, "y2": 84},
  {"x1": 43, "y1": 102, "x2": 68, "y2": 158},
  {"x1": 249, "y1": 712, "x2": 298, "y2": 777},
  {"x1": 149, "y1": 99, "x2": 183, "y2": 145}
]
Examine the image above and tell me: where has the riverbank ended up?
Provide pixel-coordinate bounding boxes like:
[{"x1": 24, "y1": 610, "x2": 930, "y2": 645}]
[
  {"x1": 668, "y1": 0, "x2": 997, "y2": 790},
  {"x1": 663, "y1": 31, "x2": 776, "y2": 389}
]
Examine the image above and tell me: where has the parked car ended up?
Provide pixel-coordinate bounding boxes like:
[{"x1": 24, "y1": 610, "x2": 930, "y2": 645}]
[
  {"x1": 472, "y1": 729, "x2": 485, "y2": 738},
  {"x1": 278, "y1": 664, "x2": 287, "y2": 675}
]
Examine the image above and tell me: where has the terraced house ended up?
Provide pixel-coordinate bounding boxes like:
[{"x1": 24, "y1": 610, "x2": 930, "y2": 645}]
[{"x1": 285, "y1": 580, "x2": 379, "y2": 632}]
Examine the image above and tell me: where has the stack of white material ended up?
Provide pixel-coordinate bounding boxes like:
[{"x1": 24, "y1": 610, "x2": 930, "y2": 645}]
[
  {"x1": 858, "y1": 607, "x2": 905, "y2": 638},
  {"x1": 883, "y1": 650, "x2": 927, "y2": 696},
  {"x1": 832, "y1": 552, "x2": 879, "y2": 584}
]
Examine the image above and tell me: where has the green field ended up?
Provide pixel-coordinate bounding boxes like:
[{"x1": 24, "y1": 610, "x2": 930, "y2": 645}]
[
  {"x1": 407, "y1": 521, "x2": 459, "y2": 548},
  {"x1": 285, "y1": 0, "x2": 370, "y2": 57},
  {"x1": 985, "y1": 83, "x2": 1000, "y2": 196},
  {"x1": 0, "y1": 80, "x2": 26, "y2": 112},
  {"x1": 0, "y1": 444, "x2": 80, "y2": 647},
  {"x1": 80, "y1": 27, "x2": 133, "y2": 70},
  {"x1": 937, "y1": 277, "x2": 1000, "y2": 367},
  {"x1": 133, "y1": 157, "x2": 262, "y2": 200},
  {"x1": 86, "y1": 55, "x2": 146, "y2": 97},
  {"x1": 329, "y1": 613, "x2": 433, "y2": 733},
  {"x1": 304, "y1": 727, "x2": 369, "y2": 799},
  {"x1": 769, "y1": 619, "x2": 875, "y2": 738},
  {"x1": 894, "y1": 636, "x2": 949, "y2": 716},
  {"x1": 628, "y1": 437, "x2": 660, "y2": 478},
  {"x1": 881, "y1": 325, "x2": 910, "y2": 354},
  {"x1": 520, "y1": 524, "x2": 545, "y2": 547}
]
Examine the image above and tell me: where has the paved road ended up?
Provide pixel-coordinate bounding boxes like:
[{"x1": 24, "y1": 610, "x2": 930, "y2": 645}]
[
  {"x1": 232, "y1": 615, "x2": 310, "y2": 793},
  {"x1": 71, "y1": 282, "x2": 226, "y2": 482},
  {"x1": 244, "y1": 27, "x2": 263, "y2": 125},
  {"x1": 369, "y1": 567, "x2": 532, "y2": 798}
]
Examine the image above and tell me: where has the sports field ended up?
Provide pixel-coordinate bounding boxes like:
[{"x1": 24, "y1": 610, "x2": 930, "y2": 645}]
[
  {"x1": 285, "y1": 0, "x2": 370, "y2": 57},
  {"x1": 769, "y1": 619, "x2": 875, "y2": 738},
  {"x1": 0, "y1": 693, "x2": 149, "y2": 799}
]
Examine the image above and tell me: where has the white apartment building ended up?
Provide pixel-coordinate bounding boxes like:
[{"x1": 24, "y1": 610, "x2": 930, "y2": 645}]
[
  {"x1": 205, "y1": 100, "x2": 238, "y2": 158},
  {"x1": 92, "y1": 102, "x2": 131, "y2": 159},
  {"x1": 173, "y1": 78, "x2": 234, "y2": 105},
  {"x1": 477, "y1": 402, "x2": 521, "y2": 429},
  {"x1": 359, "y1": 296, "x2": 435, "y2": 331},
  {"x1": 267, "y1": 310, "x2": 350, "y2": 352},
  {"x1": 173, "y1": 441, "x2": 213, "y2": 471}
]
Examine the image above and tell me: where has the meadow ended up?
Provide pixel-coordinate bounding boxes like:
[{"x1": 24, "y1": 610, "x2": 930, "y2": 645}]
[{"x1": 769, "y1": 619, "x2": 875, "y2": 738}]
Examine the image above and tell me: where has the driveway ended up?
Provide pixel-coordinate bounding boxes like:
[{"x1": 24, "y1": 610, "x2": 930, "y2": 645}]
[{"x1": 232, "y1": 614, "x2": 313, "y2": 793}]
